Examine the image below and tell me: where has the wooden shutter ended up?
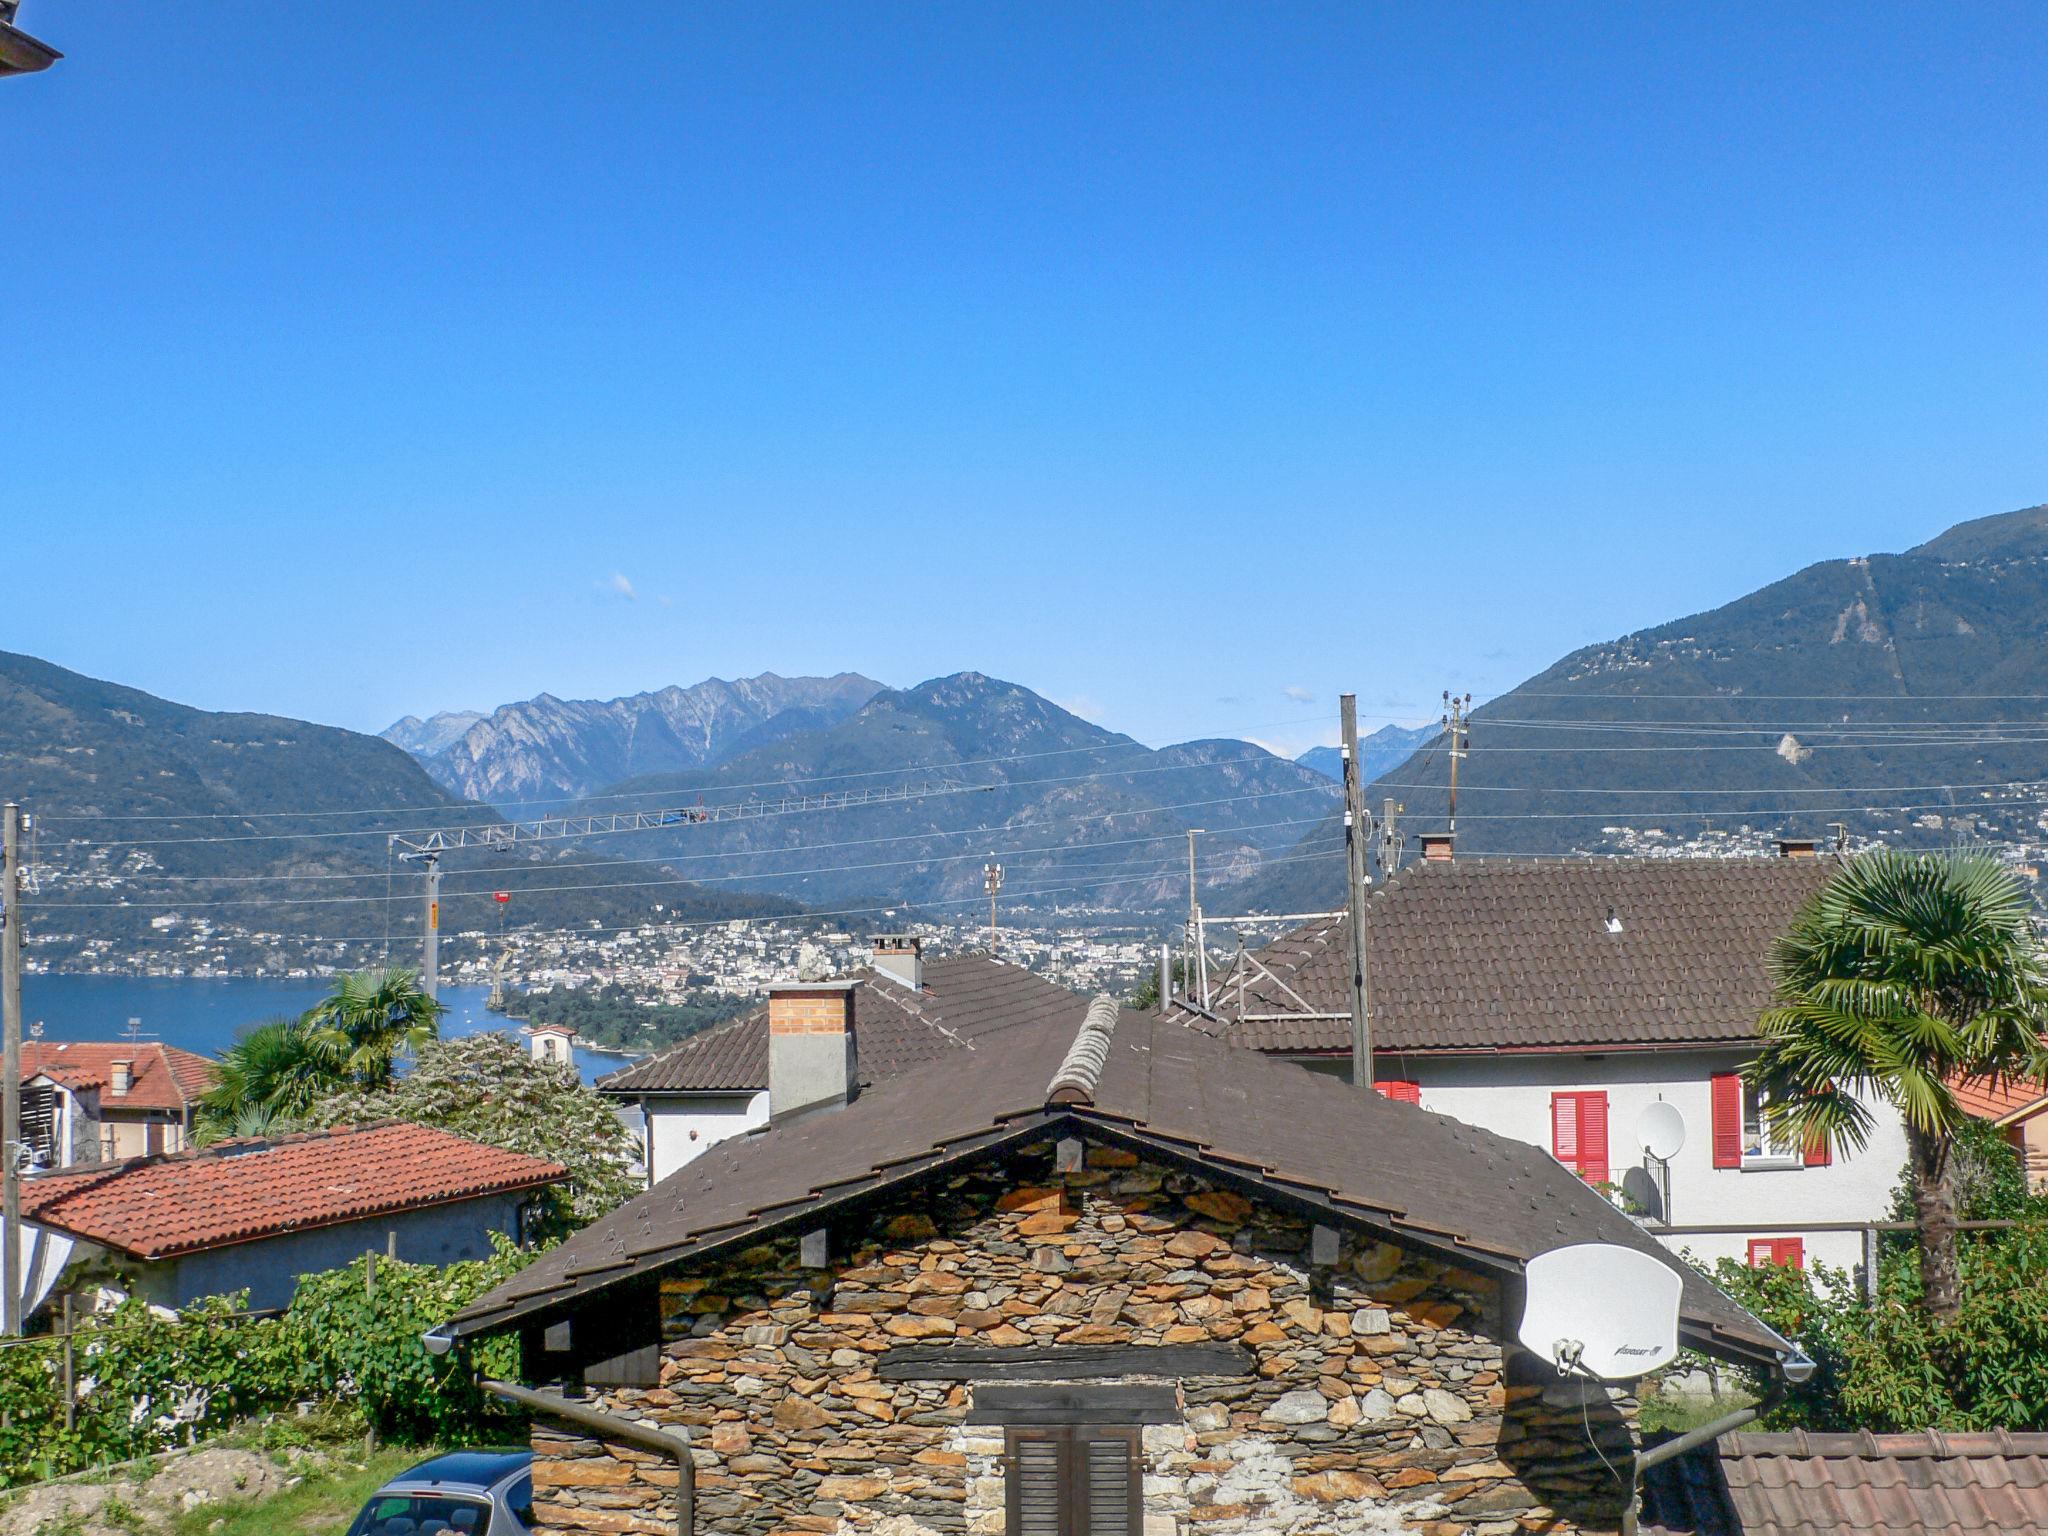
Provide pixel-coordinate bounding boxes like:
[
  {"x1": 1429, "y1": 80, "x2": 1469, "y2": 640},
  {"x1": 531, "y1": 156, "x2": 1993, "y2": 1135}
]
[
  {"x1": 1775, "y1": 1238, "x2": 1805, "y2": 1269},
  {"x1": 1804, "y1": 1133, "x2": 1831, "y2": 1168},
  {"x1": 1004, "y1": 1426, "x2": 1138, "y2": 1536},
  {"x1": 1552, "y1": 1093, "x2": 1580, "y2": 1166},
  {"x1": 1375, "y1": 1079, "x2": 1421, "y2": 1104},
  {"x1": 1578, "y1": 1092, "x2": 1609, "y2": 1185},
  {"x1": 1747, "y1": 1239, "x2": 1774, "y2": 1267},
  {"x1": 1006, "y1": 1430, "x2": 1064, "y2": 1536},
  {"x1": 1711, "y1": 1074, "x2": 1744, "y2": 1168}
]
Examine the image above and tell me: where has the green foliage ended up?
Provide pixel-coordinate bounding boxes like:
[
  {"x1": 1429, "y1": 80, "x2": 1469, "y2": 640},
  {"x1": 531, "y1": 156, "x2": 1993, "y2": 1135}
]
[
  {"x1": 302, "y1": 1032, "x2": 639, "y2": 1234},
  {"x1": 0, "y1": 1242, "x2": 537, "y2": 1489},
  {"x1": 1710, "y1": 1218, "x2": 2048, "y2": 1431},
  {"x1": 200, "y1": 1017, "x2": 351, "y2": 1137},
  {"x1": 1126, "y1": 957, "x2": 1188, "y2": 1012},
  {"x1": 304, "y1": 968, "x2": 445, "y2": 1090},
  {"x1": 497, "y1": 980, "x2": 751, "y2": 1052},
  {"x1": 1889, "y1": 1114, "x2": 2041, "y2": 1225}
]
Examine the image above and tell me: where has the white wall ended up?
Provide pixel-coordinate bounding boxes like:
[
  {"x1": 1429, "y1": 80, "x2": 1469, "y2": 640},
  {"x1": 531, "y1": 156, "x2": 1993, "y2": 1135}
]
[
  {"x1": 1307, "y1": 1049, "x2": 1908, "y2": 1274},
  {"x1": 641, "y1": 1090, "x2": 771, "y2": 1186}
]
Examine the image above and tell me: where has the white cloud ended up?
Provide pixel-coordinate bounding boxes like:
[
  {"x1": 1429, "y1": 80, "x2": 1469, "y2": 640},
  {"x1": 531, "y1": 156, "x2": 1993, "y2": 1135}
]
[
  {"x1": 1052, "y1": 694, "x2": 1106, "y2": 723},
  {"x1": 1282, "y1": 684, "x2": 1315, "y2": 704},
  {"x1": 607, "y1": 572, "x2": 637, "y2": 601}
]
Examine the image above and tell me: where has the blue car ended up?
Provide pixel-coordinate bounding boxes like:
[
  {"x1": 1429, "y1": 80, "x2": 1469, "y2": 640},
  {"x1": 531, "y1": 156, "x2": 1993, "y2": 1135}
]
[{"x1": 345, "y1": 1448, "x2": 534, "y2": 1536}]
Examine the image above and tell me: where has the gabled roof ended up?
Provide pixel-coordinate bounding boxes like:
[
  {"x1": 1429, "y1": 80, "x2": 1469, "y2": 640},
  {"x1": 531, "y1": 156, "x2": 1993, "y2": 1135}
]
[
  {"x1": 1642, "y1": 1430, "x2": 2048, "y2": 1536},
  {"x1": 1950, "y1": 1072, "x2": 2048, "y2": 1126},
  {"x1": 452, "y1": 994, "x2": 1789, "y2": 1368},
  {"x1": 20, "y1": 1040, "x2": 218, "y2": 1112},
  {"x1": 22, "y1": 1122, "x2": 565, "y2": 1261},
  {"x1": 595, "y1": 955, "x2": 1082, "y2": 1095},
  {"x1": 1198, "y1": 855, "x2": 1836, "y2": 1055}
]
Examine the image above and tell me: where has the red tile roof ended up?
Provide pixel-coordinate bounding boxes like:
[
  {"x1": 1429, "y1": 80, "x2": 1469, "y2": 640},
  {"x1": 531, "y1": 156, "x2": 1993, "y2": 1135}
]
[
  {"x1": 19, "y1": 1041, "x2": 218, "y2": 1112},
  {"x1": 1950, "y1": 1072, "x2": 2048, "y2": 1125},
  {"x1": 1643, "y1": 1430, "x2": 2048, "y2": 1536},
  {"x1": 22, "y1": 1122, "x2": 565, "y2": 1260}
]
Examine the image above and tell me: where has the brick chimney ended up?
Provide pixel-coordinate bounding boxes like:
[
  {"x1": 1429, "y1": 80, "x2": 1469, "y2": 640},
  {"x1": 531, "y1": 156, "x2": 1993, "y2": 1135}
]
[
  {"x1": 1777, "y1": 838, "x2": 1819, "y2": 859},
  {"x1": 871, "y1": 933, "x2": 924, "y2": 992},
  {"x1": 110, "y1": 1059, "x2": 133, "y2": 1097},
  {"x1": 768, "y1": 980, "x2": 859, "y2": 1122},
  {"x1": 1420, "y1": 832, "x2": 1455, "y2": 862}
]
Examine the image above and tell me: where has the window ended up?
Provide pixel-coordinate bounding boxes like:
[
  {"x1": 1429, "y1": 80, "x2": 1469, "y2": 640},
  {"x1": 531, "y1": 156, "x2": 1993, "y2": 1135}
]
[
  {"x1": 1550, "y1": 1091, "x2": 1609, "y2": 1185},
  {"x1": 1374, "y1": 1080, "x2": 1421, "y2": 1104},
  {"x1": 1747, "y1": 1237, "x2": 1804, "y2": 1269},
  {"x1": 345, "y1": 1492, "x2": 491, "y2": 1535},
  {"x1": 1006, "y1": 1426, "x2": 1139, "y2": 1536},
  {"x1": 1713, "y1": 1073, "x2": 1829, "y2": 1169}
]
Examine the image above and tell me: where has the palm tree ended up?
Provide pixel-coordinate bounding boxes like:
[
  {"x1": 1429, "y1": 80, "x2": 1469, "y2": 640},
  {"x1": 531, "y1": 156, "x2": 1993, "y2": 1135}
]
[
  {"x1": 1748, "y1": 848, "x2": 2048, "y2": 1323},
  {"x1": 303, "y1": 967, "x2": 445, "y2": 1091},
  {"x1": 201, "y1": 1017, "x2": 344, "y2": 1133}
]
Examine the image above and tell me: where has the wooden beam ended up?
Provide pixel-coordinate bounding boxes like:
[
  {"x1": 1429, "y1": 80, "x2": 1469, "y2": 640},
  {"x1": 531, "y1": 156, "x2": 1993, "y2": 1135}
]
[
  {"x1": 878, "y1": 1343, "x2": 1255, "y2": 1382},
  {"x1": 967, "y1": 1384, "x2": 1180, "y2": 1425}
]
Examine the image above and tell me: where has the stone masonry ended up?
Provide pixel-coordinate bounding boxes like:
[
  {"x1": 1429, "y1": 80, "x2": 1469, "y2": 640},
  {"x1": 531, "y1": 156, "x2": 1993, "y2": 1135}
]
[{"x1": 530, "y1": 1140, "x2": 1636, "y2": 1536}]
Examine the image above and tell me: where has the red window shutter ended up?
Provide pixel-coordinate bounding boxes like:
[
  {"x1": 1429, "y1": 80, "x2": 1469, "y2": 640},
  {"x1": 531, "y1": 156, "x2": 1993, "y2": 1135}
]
[
  {"x1": 1579, "y1": 1092, "x2": 1610, "y2": 1186},
  {"x1": 1804, "y1": 1132, "x2": 1831, "y2": 1168},
  {"x1": 1552, "y1": 1093, "x2": 1580, "y2": 1165},
  {"x1": 1711, "y1": 1074, "x2": 1744, "y2": 1169},
  {"x1": 1376, "y1": 1080, "x2": 1421, "y2": 1104},
  {"x1": 1747, "y1": 1239, "x2": 1774, "y2": 1267},
  {"x1": 1777, "y1": 1238, "x2": 1805, "y2": 1269}
]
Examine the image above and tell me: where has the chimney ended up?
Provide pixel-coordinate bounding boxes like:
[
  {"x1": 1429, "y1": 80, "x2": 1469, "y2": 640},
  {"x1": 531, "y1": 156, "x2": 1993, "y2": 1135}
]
[
  {"x1": 1777, "y1": 838, "x2": 1819, "y2": 860},
  {"x1": 1420, "y1": 832, "x2": 1455, "y2": 862},
  {"x1": 768, "y1": 980, "x2": 859, "y2": 1122},
  {"x1": 871, "y1": 933, "x2": 924, "y2": 992},
  {"x1": 110, "y1": 1059, "x2": 133, "y2": 1097}
]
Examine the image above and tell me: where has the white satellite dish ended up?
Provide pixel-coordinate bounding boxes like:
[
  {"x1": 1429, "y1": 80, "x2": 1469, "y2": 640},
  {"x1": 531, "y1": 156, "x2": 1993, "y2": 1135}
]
[
  {"x1": 1517, "y1": 1243, "x2": 1683, "y2": 1380},
  {"x1": 1636, "y1": 1101, "x2": 1686, "y2": 1162}
]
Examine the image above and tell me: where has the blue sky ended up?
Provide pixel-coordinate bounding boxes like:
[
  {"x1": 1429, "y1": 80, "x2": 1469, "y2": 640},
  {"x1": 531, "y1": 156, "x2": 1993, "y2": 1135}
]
[{"x1": 7, "y1": 3, "x2": 2046, "y2": 757}]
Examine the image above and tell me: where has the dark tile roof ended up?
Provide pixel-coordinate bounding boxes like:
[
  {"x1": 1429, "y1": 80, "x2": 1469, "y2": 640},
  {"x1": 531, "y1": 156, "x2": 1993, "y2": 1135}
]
[
  {"x1": 23, "y1": 1122, "x2": 565, "y2": 1260},
  {"x1": 1199, "y1": 856, "x2": 1837, "y2": 1055},
  {"x1": 451, "y1": 996, "x2": 1788, "y2": 1369},
  {"x1": 594, "y1": 955, "x2": 1082, "y2": 1095},
  {"x1": 1641, "y1": 1430, "x2": 2048, "y2": 1536}
]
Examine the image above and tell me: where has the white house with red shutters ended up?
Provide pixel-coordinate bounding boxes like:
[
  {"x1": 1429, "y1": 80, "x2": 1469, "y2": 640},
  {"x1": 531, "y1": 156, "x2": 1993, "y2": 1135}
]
[{"x1": 1177, "y1": 843, "x2": 1909, "y2": 1275}]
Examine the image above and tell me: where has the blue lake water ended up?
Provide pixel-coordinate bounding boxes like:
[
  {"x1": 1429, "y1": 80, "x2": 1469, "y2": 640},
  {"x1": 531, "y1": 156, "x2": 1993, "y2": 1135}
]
[{"x1": 19, "y1": 975, "x2": 635, "y2": 1085}]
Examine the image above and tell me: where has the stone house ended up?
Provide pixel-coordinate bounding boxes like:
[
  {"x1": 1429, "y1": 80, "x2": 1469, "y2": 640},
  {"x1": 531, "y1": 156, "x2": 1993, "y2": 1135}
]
[
  {"x1": 1178, "y1": 846, "x2": 1907, "y2": 1273},
  {"x1": 448, "y1": 981, "x2": 1794, "y2": 1536}
]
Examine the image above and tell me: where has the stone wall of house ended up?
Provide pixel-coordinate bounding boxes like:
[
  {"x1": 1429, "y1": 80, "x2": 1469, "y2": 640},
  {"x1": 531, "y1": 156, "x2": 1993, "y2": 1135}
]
[{"x1": 530, "y1": 1140, "x2": 1635, "y2": 1536}]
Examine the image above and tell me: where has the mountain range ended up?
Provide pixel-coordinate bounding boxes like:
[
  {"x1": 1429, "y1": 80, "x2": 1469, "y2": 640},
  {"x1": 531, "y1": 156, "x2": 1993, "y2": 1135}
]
[
  {"x1": 1294, "y1": 725, "x2": 1440, "y2": 786},
  {"x1": 1240, "y1": 502, "x2": 2048, "y2": 911},
  {"x1": 384, "y1": 673, "x2": 885, "y2": 806}
]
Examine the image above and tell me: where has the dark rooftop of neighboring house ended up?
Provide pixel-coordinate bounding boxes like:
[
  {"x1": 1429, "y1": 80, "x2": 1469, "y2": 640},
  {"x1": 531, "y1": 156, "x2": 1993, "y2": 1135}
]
[
  {"x1": 22, "y1": 1122, "x2": 565, "y2": 1260},
  {"x1": 453, "y1": 989, "x2": 1789, "y2": 1369},
  {"x1": 20, "y1": 1040, "x2": 218, "y2": 1113},
  {"x1": 595, "y1": 954, "x2": 1084, "y2": 1095},
  {"x1": 1193, "y1": 855, "x2": 1836, "y2": 1056},
  {"x1": 1641, "y1": 1429, "x2": 2048, "y2": 1536}
]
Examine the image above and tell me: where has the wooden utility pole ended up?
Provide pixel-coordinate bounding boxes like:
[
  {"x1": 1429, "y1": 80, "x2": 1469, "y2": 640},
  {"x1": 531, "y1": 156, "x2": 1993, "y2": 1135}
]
[
  {"x1": 1185, "y1": 828, "x2": 1208, "y2": 1010},
  {"x1": 1442, "y1": 691, "x2": 1471, "y2": 835},
  {"x1": 3, "y1": 802, "x2": 22, "y2": 1336},
  {"x1": 983, "y1": 860, "x2": 1003, "y2": 954},
  {"x1": 1340, "y1": 698, "x2": 1373, "y2": 1090}
]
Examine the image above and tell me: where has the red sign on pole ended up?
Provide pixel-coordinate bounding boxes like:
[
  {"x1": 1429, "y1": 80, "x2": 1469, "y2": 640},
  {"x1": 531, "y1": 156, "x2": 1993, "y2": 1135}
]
[{"x1": 493, "y1": 891, "x2": 511, "y2": 903}]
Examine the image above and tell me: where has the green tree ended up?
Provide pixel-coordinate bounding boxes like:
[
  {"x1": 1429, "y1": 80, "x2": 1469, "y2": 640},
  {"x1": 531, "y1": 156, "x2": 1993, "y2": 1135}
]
[
  {"x1": 1748, "y1": 848, "x2": 2048, "y2": 1323},
  {"x1": 304, "y1": 1032, "x2": 638, "y2": 1235},
  {"x1": 304, "y1": 967, "x2": 445, "y2": 1091},
  {"x1": 200, "y1": 1016, "x2": 348, "y2": 1134}
]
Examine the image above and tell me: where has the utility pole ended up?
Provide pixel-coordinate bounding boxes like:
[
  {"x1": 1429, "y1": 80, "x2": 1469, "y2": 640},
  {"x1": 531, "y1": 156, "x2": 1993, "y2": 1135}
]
[
  {"x1": 983, "y1": 860, "x2": 1003, "y2": 955},
  {"x1": 1185, "y1": 829, "x2": 1208, "y2": 1011},
  {"x1": 420, "y1": 854, "x2": 442, "y2": 1001},
  {"x1": 1378, "y1": 797, "x2": 1404, "y2": 879},
  {"x1": 1442, "y1": 691, "x2": 1471, "y2": 835},
  {"x1": 3, "y1": 803, "x2": 23, "y2": 1336},
  {"x1": 1340, "y1": 698, "x2": 1373, "y2": 1091}
]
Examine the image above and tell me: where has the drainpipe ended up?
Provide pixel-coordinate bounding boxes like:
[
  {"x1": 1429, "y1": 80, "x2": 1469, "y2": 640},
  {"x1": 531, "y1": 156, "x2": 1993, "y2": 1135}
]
[
  {"x1": 1618, "y1": 1353, "x2": 1806, "y2": 1536},
  {"x1": 480, "y1": 1376, "x2": 694, "y2": 1536}
]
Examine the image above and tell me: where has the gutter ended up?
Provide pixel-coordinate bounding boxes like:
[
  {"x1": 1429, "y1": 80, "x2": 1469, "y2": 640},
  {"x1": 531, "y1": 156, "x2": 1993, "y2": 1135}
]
[
  {"x1": 1618, "y1": 1351, "x2": 1809, "y2": 1536},
  {"x1": 480, "y1": 1376, "x2": 694, "y2": 1536}
]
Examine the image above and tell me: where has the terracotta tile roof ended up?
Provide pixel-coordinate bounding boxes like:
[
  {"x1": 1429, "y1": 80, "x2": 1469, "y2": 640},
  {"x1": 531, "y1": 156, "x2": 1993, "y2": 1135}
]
[
  {"x1": 1642, "y1": 1430, "x2": 2048, "y2": 1536},
  {"x1": 22, "y1": 1122, "x2": 565, "y2": 1260},
  {"x1": 1197, "y1": 856, "x2": 1836, "y2": 1055},
  {"x1": 19, "y1": 1041, "x2": 218, "y2": 1112},
  {"x1": 595, "y1": 955, "x2": 1084, "y2": 1095},
  {"x1": 1949, "y1": 1072, "x2": 2048, "y2": 1125},
  {"x1": 454, "y1": 996, "x2": 1789, "y2": 1370}
]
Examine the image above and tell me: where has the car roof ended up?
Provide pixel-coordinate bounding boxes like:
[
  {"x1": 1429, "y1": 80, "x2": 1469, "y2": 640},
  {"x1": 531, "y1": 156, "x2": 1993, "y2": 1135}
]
[{"x1": 390, "y1": 1448, "x2": 530, "y2": 1490}]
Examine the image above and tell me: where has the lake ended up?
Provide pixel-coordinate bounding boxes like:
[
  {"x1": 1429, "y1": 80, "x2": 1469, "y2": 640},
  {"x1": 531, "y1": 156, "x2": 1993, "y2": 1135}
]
[{"x1": 18, "y1": 975, "x2": 637, "y2": 1085}]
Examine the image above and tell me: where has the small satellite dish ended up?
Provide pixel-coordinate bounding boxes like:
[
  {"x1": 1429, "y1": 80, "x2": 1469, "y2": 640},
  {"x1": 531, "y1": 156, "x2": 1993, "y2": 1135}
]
[
  {"x1": 1518, "y1": 1243, "x2": 1683, "y2": 1380},
  {"x1": 1636, "y1": 1101, "x2": 1686, "y2": 1162}
]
